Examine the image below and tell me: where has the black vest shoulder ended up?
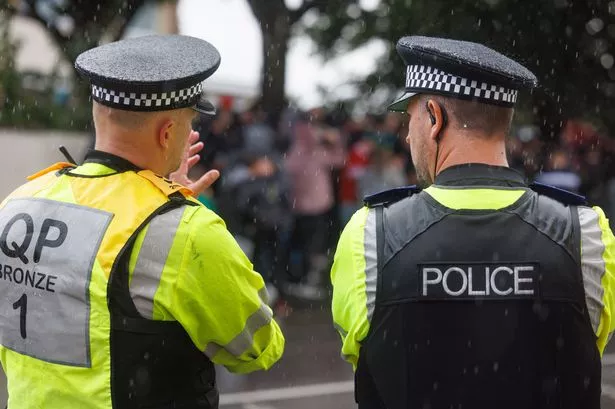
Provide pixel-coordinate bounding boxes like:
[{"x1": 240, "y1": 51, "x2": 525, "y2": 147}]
[
  {"x1": 108, "y1": 199, "x2": 218, "y2": 409},
  {"x1": 529, "y1": 182, "x2": 587, "y2": 206},
  {"x1": 363, "y1": 185, "x2": 422, "y2": 208}
]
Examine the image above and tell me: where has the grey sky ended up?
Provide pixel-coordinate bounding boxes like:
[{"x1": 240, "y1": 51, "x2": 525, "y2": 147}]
[{"x1": 177, "y1": 0, "x2": 385, "y2": 108}]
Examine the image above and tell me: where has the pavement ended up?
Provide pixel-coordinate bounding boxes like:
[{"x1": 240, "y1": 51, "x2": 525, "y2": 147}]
[
  {"x1": 0, "y1": 129, "x2": 615, "y2": 408},
  {"x1": 217, "y1": 306, "x2": 615, "y2": 409}
]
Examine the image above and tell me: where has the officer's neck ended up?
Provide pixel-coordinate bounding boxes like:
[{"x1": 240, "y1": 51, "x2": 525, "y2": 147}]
[
  {"x1": 435, "y1": 130, "x2": 509, "y2": 176},
  {"x1": 94, "y1": 135, "x2": 167, "y2": 176}
]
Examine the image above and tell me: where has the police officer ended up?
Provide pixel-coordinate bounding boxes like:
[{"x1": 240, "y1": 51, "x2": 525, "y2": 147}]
[
  {"x1": 330, "y1": 36, "x2": 615, "y2": 409},
  {"x1": 0, "y1": 35, "x2": 284, "y2": 409}
]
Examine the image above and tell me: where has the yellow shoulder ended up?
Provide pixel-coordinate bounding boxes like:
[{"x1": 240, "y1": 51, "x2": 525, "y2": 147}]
[{"x1": 136, "y1": 170, "x2": 194, "y2": 198}]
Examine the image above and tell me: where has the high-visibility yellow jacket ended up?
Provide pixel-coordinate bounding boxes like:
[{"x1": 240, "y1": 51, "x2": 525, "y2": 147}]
[{"x1": 0, "y1": 151, "x2": 285, "y2": 409}]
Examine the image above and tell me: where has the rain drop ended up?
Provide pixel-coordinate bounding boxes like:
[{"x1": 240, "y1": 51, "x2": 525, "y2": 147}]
[
  {"x1": 586, "y1": 18, "x2": 605, "y2": 35},
  {"x1": 601, "y1": 54, "x2": 614, "y2": 69}
]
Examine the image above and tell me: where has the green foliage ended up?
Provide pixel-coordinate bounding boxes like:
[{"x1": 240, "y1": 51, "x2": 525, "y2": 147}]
[
  {"x1": 0, "y1": 10, "x2": 20, "y2": 122},
  {"x1": 302, "y1": 0, "x2": 615, "y2": 136},
  {"x1": 0, "y1": 0, "x2": 158, "y2": 130},
  {"x1": 0, "y1": 11, "x2": 91, "y2": 130}
]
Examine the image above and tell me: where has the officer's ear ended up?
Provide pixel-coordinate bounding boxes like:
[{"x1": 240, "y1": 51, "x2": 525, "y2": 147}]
[
  {"x1": 426, "y1": 99, "x2": 447, "y2": 143},
  {"x1": 158, "y1": 117, "x2": 176, "y2": 150}
]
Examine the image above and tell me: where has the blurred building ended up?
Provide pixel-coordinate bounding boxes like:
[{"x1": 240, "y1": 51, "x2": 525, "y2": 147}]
[
  {"x1": 8, "y1": 0, "x2": 179, "y2": 96},
  {"x1": 123, "y1": 0, "x2": 179, "y2": 38}
]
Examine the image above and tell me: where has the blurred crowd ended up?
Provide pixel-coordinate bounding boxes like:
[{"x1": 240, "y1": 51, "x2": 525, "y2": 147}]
[{"x1": 189, "y1": 101, "x2": 615, "y2": 306}]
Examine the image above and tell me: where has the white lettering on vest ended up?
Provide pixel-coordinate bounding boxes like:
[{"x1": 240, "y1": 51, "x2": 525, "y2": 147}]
[
  {"x1": 468, "y1": 267, "x2": 487, "y2": 296},
  {"x1": 421, "y1": 264, "x2": 536, "y2": 298},
  {"x1": 491, "y1": 266, "x2": 514, "y2": 296},
  {"x1": 514, "y1": 266, "x2": 535, "y2": 295},
  {"x1": 422, "y1": 268, "x2": 443, "y2": 296},
  {"x1": 443, "y1": 267, "x2": 468, "y2": 296}
]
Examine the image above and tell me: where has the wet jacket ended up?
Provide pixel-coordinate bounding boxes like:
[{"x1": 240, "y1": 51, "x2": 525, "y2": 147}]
[
  {"x1": 0, "y1": 151, "x2": 285, "y2": 409},
  {"x1": 331, "y1": 164, "x2": 615, "y2": 409}
]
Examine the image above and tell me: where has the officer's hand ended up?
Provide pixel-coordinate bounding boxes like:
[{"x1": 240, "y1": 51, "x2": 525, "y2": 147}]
[{"x1": 169, "y1": 130, "x2": 220, "y2": 197}]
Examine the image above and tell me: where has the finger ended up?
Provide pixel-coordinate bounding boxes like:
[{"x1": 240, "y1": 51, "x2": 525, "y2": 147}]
[
  {"x1": 186, "y1": 154, "x2": 200, "y2": 169},
  {"x1": 190, "y1": 169, "x2": 220, "y2": 196},
  {"x1": 188, "y1": 141, "x2": 204, "y2": 157},
  {"x1": 189, "y1": 130, "x2": 200, "y2": 144}
]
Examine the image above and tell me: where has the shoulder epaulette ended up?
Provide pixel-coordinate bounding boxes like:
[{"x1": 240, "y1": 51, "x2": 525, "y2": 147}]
[
  {"x1": 363, "y1": 185, "x2": 422, "y2": 208},
  {"x1": 529, "y1": 182, "x2": 587, "y2": 206}
]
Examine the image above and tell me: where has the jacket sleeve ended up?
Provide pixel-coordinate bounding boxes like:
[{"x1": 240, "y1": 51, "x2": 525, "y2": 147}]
[
  {"x1": 578, "y1": 205, "x2": 615, "y2": 355},
  {"x1": 330, "y1": 206, "x2": 375, "y2": 369},
  {"x1": 162, "y1": 205, "x2": 285, "y2": 373}
]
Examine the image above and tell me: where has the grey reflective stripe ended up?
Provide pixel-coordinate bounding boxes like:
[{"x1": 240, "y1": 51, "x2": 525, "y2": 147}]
[
  {"x1": 204, "y1": 302, "x2": 273, "y2": 358},
  {"x1": 334, "y1": 323, "x2": 348, "y2": 338},
  {"x1": 579, "y1": 207, "x2": 607, "y2": 334},
  {"x1": 130, "y1": 206, "x2": 185, "y2": 319},
  {"x1": 341, "y1": 353, "x2": 353, "y2": 362},
  {"x1": 364, "y1": 208, "x2": 378, "y2": 322},
  {"x1": 204, "y1": 343, "x2": 221, "y2": 359},
  {"x1": 258, "y1": 286, "x2": 269, "y2": 305}
]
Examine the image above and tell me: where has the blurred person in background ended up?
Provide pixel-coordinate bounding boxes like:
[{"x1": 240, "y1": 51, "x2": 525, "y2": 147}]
[
  {"x1": 357, "y1": 114, "x2": 407, "y2": 199},
  {"x1": 338, "y1": 135, "x2": 374, "y2": 227},
  {"x1": 357, "y1": 138, "x2": 407, "y2": 199},
  {"x1": 534, "y1": 148, "x2": 581, "y2": 193},
  {"x1": 240, "y1": 102, "x2": 277, "y2": 159},
  {"x1": 194, "y1": 108, "x2": 243, "y2": 173},
  {"x1": 233, "y1": 153, "x2": 293, "y2": 306},
  {"x1": 285, "y1": 108, "x2": 346, "y2": 300}
]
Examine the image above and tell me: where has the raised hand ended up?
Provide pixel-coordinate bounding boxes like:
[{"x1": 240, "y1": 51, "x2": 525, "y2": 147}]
[{"x1": 169, "y1": 130, "x2": 220, "y2": 197}]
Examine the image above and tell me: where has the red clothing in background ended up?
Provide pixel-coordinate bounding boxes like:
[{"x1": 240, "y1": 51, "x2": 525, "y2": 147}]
[{"x1": 339, "y1": 140, "x2": 373, "y2": 204}]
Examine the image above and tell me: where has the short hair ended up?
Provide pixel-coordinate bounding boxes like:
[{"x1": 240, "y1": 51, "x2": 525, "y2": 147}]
[
  {"x1": 92, "y1": 102, "x2": 189, "y2": 131},
  {"x1": 421, "y1": 94, "x2": 514, "y2": 136}
]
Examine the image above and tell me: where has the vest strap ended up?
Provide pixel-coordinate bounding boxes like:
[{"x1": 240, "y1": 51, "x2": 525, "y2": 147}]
[{"x1": 27, "y1": 162, "x2": 75, "y2": 181}]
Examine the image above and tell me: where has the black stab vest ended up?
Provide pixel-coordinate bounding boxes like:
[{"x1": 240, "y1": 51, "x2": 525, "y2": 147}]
[{"x1": 357, "y1": 171, "x2": 600, "y2": 409}]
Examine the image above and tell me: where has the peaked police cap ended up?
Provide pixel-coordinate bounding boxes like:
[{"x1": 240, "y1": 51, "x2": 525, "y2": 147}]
[
  {"x1": 388, "y1": 36, "x2": 538, "y2": 112},
  {"x1": 75, "y1": 34, "x2": 221, "y2": 115}
]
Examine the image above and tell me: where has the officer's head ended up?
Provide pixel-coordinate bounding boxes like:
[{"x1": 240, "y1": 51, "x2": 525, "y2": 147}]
[
  {"x1": 92, "y1": 102, "x2": 199, "y2": 176},
  {"x1": 388, "y1": 36, "x2": 537, "y2": 185},
  {"x1": 75, "y1": 34, "x2": 220, "y2": 176},
  {"x1": 404, "y1": 93, "x2": 515, "y2": 185}
]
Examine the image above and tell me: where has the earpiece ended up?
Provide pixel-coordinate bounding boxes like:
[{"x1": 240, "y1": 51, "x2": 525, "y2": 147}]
[
  {"x1": 426, "y1": 101, "x2": 448, "y2": 143},
  {"x1": 426, "y1": 102, "x2": 448, "y2": 129}
]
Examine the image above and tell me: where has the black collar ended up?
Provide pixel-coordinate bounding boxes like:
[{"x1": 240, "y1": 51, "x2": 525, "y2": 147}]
[
  {"x1": 434, "y1": 163, "x2": 527, "y2": 188},
  {"x1": 83, "y1": 150, "x2": 142, "y2": 173}
]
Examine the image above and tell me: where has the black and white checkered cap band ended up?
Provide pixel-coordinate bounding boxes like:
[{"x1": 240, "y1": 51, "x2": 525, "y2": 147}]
[
  {"x1": 91, "y1": 82, "x2": 204, "y2": 110},
  {"x1": 405, "y1": 65, "x2": 518, "y2": 105}
]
